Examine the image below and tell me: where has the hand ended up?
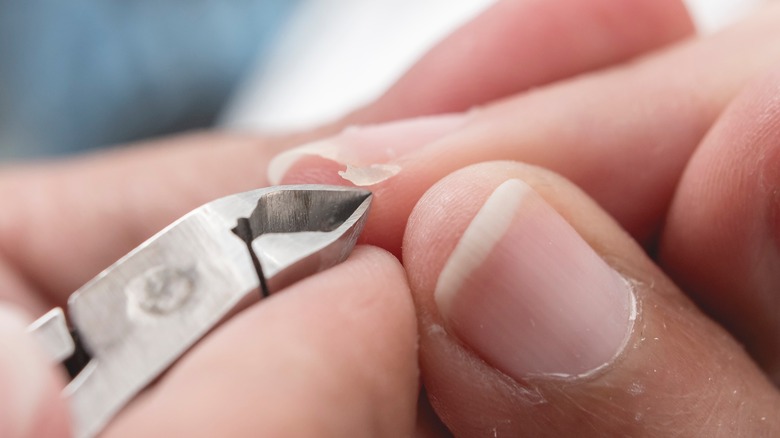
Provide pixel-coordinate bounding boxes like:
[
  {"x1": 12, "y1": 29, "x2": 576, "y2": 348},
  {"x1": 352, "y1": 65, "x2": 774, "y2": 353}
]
[
  {"x1": 0, "y1": 247, "x2": 418, "y2": 437},
  {"x1": 5, "y1": 0, "x2": 775, "y2": 436},
  {"x1": 270, "y1": 2, "x2": 780, "y2": 437}
]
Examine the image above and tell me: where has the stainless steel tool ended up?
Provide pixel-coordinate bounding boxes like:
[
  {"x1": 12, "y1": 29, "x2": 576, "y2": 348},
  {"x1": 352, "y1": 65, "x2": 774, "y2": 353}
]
[{"x1": 26, "y1": 185, "x2": 372, "y2": 438}]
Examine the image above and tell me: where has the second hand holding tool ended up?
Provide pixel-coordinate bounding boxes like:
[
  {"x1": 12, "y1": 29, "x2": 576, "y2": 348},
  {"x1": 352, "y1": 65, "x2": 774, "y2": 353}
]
[{"x1": 27, "y1": 185, "x2": 372, "y2": 438}]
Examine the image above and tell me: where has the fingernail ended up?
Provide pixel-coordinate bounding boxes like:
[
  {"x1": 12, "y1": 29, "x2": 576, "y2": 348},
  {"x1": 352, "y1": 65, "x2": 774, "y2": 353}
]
[
  {"x1": 267, "y1": 113, "x2": 469, "y2": 185},
  {"x1": 0, "y1": 304, "x2": 49, "y2": 437},
  {"x1": 435, "y1": 179, "x2": 636, "y2": 379}
]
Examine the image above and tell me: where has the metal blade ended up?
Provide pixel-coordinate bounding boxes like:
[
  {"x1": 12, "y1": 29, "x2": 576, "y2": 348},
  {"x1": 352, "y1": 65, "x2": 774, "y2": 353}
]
[{"x1": 27, "y1": 185, "x2": 372, "y2": 438}]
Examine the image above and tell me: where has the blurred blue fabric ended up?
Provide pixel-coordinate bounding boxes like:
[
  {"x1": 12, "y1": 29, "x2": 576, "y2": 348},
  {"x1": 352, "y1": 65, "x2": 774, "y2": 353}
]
[{"x1": 0, "y1": 0, "x2": 298, "y2": 159}]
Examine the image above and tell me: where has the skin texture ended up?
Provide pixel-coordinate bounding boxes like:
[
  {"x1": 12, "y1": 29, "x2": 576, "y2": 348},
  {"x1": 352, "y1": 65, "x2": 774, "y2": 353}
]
[
  {"x1": 278, "y1": 6, "x2": 780, "y2": 382},
  {"x1": 6, "y1": 0, "x2": 780, "y2": 436},
  {"x1": 403, "y1": 163, "x2": 780, "y2": 437},
  {"x1": 282, "y1": 3, "x2": 780, "y2": 252},
  {"x1": 660, "y1": 68, "x2": 780, "y2": 382},
  {"x1": 0, "y1": 0, "x2": 694, "y2": 435},
  {"x1": 0, "y1": 0, "x2": 693, "y2": 314}
]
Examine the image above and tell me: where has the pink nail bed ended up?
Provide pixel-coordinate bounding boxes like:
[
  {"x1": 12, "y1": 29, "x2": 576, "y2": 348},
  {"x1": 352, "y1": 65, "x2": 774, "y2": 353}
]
[{"x1": 435, "y1": 179, "x2": 635, "y2": 379}]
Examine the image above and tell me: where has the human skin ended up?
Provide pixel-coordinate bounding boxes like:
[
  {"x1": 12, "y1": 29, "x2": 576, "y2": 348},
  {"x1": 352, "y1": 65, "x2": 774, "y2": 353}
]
[
  {"x1": 3, "y1": 0, "x2": 780, "y2": 436},
  {"x1": 273, "y1": 3, "x2": 780, "y2": 436},
  {"x1": 276, "y1": 1, "x2": 780, "y2": 385}
]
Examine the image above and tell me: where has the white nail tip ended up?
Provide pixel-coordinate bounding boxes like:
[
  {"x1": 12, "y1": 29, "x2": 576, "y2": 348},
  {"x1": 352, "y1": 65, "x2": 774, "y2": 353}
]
[
  {"x1": 338, "y1": 163, "x2": 401, "y2": 186},
  {"x1": 434, "y1": 179, "x2": 533, "y2": 316}
]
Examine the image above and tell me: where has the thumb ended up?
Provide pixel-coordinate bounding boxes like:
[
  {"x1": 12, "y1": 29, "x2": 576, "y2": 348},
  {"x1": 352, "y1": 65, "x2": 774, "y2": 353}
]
[
  {"x1": 403, "y1": 163, "x2": 779, "y2": 436},
  {"x1": 0, "y1": 304, "x2": 69, "y2": 438}
]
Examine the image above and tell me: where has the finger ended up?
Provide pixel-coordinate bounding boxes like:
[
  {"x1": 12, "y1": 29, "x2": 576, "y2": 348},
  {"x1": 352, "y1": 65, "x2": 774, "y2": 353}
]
[
  {"x1": 659, "y1": 64, "x2": 780, "y2": 382},
  {"x1": 0, "y1": 304, "x2": 69, "y2": 438},
  {"x1": 103, "y1": 246, "x2": 419, "y2": 437},
  {"x1": 272, "y1": 5, "x2": 780, "y2": 254},
  {"x1": 403, "y1": 162, "x2": 779, "y2": 436},
  {"x1": 0, "y1": 252, "x2": 49, "y2": 315},
  {"x1": 0, "y1": 133, "x2": 282, "y2": 307},
  {"x1": 0, "y1": 0, "x2": 693, "y2": 310},
  {"x1": 343, "y1": 0, "x2": 693, "y2": 124}
]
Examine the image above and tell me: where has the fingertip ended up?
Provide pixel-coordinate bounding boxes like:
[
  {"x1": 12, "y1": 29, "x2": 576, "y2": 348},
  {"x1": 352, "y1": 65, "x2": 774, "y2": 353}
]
[
  {"x1": 0, "y1": 304, "x2": 69, "y2": 438},
  {"x1": 660, "y1": 64, "x2": 780, "y2": 379}
]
